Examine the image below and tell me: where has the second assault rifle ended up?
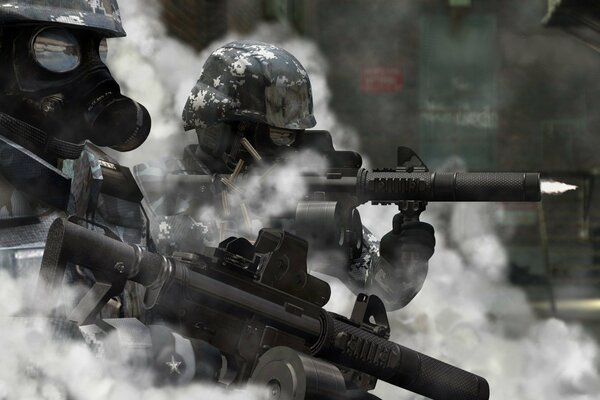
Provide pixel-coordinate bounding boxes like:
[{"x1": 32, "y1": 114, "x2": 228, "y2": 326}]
[
  {"x1": 37, "y1": 218, "x2": 490, "y2": 400},
  {"x1": 141, "y1": 144, "x2": 541, "y2": 256}
]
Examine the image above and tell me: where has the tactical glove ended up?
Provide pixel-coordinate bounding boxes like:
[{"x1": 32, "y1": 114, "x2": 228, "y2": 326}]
[
  {"x1": 380, "y1": 213, "x2": 436, "y2": 262},
  {"x1": 375, "y1": 213, "x2": 436, "y2": 309}
]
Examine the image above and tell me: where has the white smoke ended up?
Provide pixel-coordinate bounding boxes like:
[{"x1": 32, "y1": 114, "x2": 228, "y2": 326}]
[
  {"x1": 100, "y1": 1, "x2": 600, "y2": 399},
  {"x1": 0, "y1": 269, "x2": 265, "y2": 400},
  {"x1": 190, "y1": 149, "x2": 329, "y2": 241},
  {"x1": 541, "y1": 180, "x2": 578, "y2": 195},
  {"x1": 348, "y1": 202, "x2": 600, "y2": 400},
  {"x1": 234, "y1": 150, "x2": 328, "y2": 228}
]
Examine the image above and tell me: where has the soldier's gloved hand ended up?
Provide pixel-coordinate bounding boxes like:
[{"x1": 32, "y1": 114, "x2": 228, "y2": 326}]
[
  {"x1": 380, "y1": 213, "x2": 436, "y2": 263},
  {"x1": 376, "y1": 213, "x2": 435, "y2": 309}
]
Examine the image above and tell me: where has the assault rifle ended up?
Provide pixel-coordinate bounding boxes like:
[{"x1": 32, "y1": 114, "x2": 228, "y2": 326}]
[
  {"x1": 37, "y1": 218, "x2": 490, "y2": 400},
  {"x1": 140, "y1": 145, "x2": 541, "y2": 256}
]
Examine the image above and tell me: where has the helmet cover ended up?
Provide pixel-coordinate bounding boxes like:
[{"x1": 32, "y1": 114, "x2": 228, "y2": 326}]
[{"x1": 183, "y1": 40, "x2": 316, "y2": 131}]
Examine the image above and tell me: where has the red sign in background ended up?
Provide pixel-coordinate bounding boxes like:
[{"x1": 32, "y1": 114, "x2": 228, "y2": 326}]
[{"x1": 360, "y1": 67, "x2": 404, "y2": 93}]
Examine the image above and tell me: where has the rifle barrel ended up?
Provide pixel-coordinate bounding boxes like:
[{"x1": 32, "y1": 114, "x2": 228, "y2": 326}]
[{"x1": 358, "y1": 170, "x2": 541, "y2": 202}]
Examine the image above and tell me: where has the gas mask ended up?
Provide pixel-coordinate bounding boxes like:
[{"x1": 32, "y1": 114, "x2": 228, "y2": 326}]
[{"x1": 0, "y1": 26, "x2": 151, "y2": 158}]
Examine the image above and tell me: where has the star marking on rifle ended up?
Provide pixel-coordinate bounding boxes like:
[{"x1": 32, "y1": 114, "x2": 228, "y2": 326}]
[{"x1": 166, "y1": 355, "x2": 182, "y2": 375}]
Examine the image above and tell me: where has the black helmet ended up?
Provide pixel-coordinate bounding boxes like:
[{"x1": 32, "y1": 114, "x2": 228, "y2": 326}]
[
  {"x1": 182, "y1": 41, "x2": 316, "y2": 132},
  {"x1": 0, "y1": 0, "x2": 126, "y2": 37}
]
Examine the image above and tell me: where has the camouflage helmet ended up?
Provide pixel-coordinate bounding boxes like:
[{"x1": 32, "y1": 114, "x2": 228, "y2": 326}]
[
  {"x1": 182, "y1": 40, "x2": 316, "y2": 132},
  {"x1": 0, "y1": 0, "x2": 126, "y2": 37}
]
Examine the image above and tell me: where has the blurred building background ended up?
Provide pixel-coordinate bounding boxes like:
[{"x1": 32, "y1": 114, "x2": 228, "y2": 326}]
[{"x1": 157, "y1": 0, "x2": 600, "y2": 336}]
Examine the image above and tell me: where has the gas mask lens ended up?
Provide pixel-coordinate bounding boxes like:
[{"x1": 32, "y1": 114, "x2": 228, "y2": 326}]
[{"x1": 32, "y1": 28, "x2": 81, "y2": 73}]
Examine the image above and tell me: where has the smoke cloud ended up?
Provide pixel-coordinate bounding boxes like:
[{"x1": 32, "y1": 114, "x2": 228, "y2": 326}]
[
  {"x1": 348, "y1": 200, "x2": 600, "y2": 400},
  {"x1": 185, "y1": 149, "x2": 329, "y2": 243},
  {"x1": 0, "y1": 269, "x2": 265, "y2": 400},
  {"x1": 232, "y1": 150, "x2": 329, "y2": 231}
]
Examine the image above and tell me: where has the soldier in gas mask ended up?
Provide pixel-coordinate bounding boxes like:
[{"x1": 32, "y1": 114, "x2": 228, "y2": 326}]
[
  {"x1": 0, "y1": 0, "x2": 151, "y2": 319},
  {"x1": 0, "y1": 1, "x2": 229, "y2": 385},
  {"x1": 136, "y1": 41, "x2": 435, "y2": 311}
]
